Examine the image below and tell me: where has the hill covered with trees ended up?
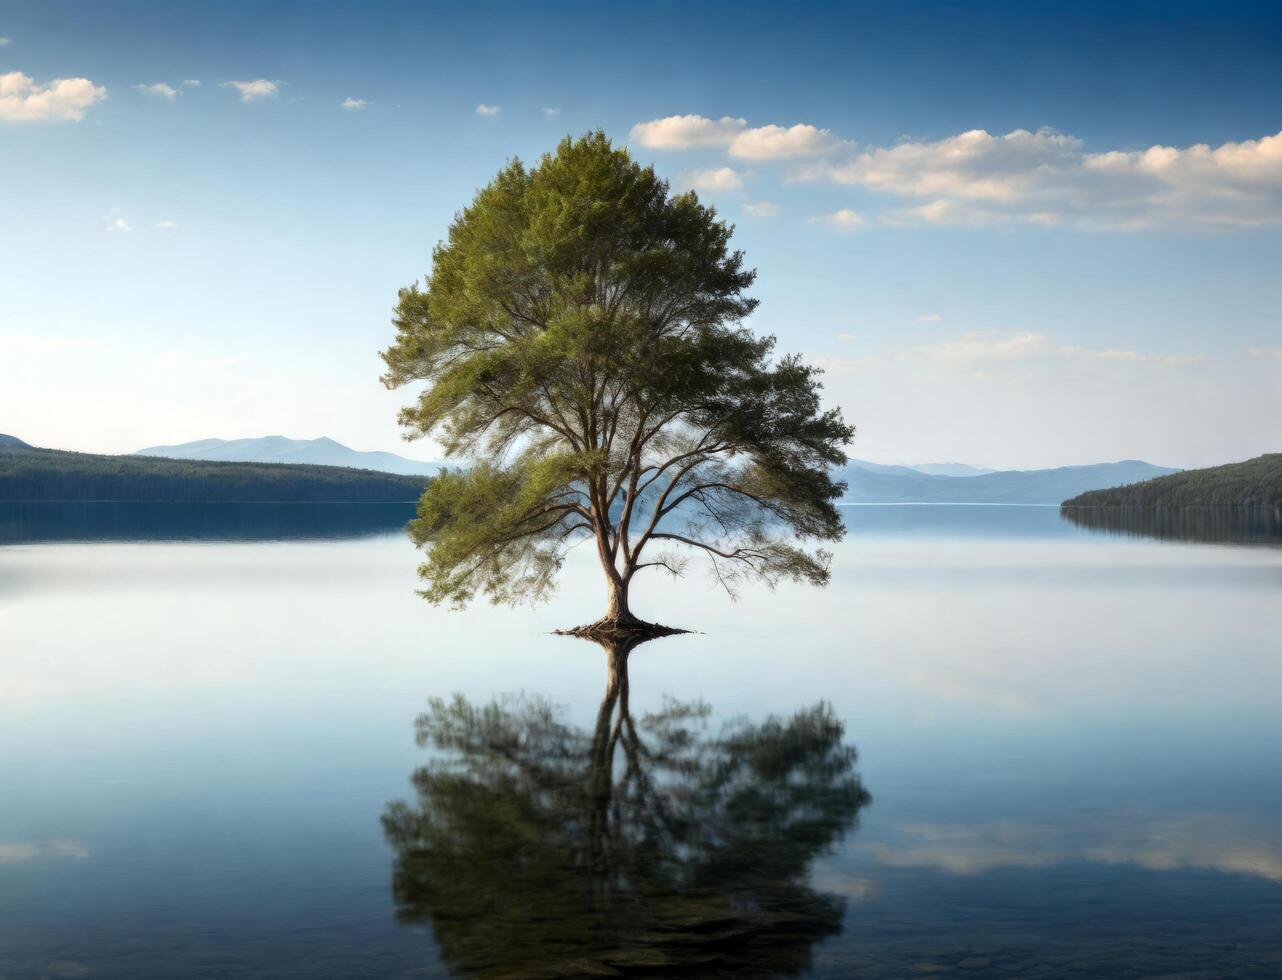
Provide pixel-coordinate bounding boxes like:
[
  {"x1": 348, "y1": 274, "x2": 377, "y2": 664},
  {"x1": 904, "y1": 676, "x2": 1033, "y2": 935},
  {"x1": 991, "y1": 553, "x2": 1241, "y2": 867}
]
[
  {"x1": 1062, "y1": 454, "x2": 1282, "y2": 508},
  {"x1": 0, "y1": 436, "x2": 429, "y2": 502}
]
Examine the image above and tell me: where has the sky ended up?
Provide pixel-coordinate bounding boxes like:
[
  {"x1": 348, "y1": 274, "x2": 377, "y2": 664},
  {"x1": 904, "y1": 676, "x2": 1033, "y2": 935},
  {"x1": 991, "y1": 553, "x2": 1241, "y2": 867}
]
[{"x1": 1, "y1": 0, "x2": 1280, "y2": 470}]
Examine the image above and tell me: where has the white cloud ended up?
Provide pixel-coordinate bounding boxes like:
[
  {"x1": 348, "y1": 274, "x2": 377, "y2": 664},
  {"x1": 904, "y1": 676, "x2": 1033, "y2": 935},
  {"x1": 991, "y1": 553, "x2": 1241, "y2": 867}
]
[
  {"x1": 679, "y1": 166, "x2": 743, "y2": 193},
  {"x1": 811, "y1": 208, "x2": 866, "y2": 232},
  {"x1": 630, "y1": 114, "x2": 843, "y2": 161},
  {"x1": 911, "y1": 330, "x2": 1203, "y2": 366},
  {"x1": 742, "y1": 200, "x2": 779, "y2": 218},
  {"x1": 0, "y1": 37, "x2": 10, "y2": 46},
  {"x1": 542, "y1": 106, "x2": 561, "y2": 117},
  {"x1": 221, "y1": 79, "x2": 278, "y2": 102},
  {"x1": 182, "y1": 79, "x2": 200, "y2": 87},
  {"x1": 919, "y1": 330, "x2": 1057, "y2": 362},
  {"x1": 153, "y1": 350, "x2": 247, "y2": 371},
  {"x1": 339, "y1": 97, "x2": 368, "y2": 110},
  {"x1": 630, "y1": 113, "x2": 747, "y2": 150},
  {"x1": 155, "y1": 220, "x2": 178, "y2": 229},
  {"x1": 802, "y1": 126, "x2": 1282, "y2": 230},
  {"x1": 103, "y1": 215, "x2": 132, "y2": 233},
  {"x1": 474, "y1": 103, "x2": 500, "y2": 117},
  {"x1": 133, "y1": 82, "x2": 181, "y2": 101},
  {"x1": 728, "y1": 123, "x2": 842, "y2": 161},
  {"x1": 0, "y1": 71, "x2": 106, "y2": 122},
  {"x1": 917, "y1": 313, "x2": 942, "y2": 323},
  {"x1": 0, "y1": 335, "x2": 98, "y2": 355}
]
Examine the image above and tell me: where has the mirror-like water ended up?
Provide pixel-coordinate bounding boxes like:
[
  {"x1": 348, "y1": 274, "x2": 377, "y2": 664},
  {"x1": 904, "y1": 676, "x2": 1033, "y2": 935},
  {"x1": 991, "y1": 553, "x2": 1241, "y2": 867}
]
[{"x1": 2, "y1": 504, "x2": 1280, "y2": 978}]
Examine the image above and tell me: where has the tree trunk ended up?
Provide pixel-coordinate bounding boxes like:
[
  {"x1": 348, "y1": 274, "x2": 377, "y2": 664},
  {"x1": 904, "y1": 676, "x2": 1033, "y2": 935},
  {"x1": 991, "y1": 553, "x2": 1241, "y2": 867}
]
[{"x1": 604, "y1": 574, "x2": 638, "y2": 626}]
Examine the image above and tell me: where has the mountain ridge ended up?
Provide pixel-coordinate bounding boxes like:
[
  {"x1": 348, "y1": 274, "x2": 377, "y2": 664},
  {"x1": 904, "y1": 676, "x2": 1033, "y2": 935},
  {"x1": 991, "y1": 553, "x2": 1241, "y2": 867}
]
[
  {"x1": 838, "y1": 459, "x2": 1180, "y2": 505},
  {"x1": 134, "y1": 435, "x2": 442, "y2": 476}
]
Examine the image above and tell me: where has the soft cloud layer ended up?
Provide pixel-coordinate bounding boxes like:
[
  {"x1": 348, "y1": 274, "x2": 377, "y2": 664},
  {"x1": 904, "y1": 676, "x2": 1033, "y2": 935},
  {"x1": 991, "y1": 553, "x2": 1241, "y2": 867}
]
[
  {"x1": 916, "y1": 329, "x2": 1205, "y2": 366},
  {"x1": 805, "y1": 126, "x2": 1282, "y2": 230},
  {"x1": 680, "y1": 166, "x2": 742, "y2": 193},
  {"x1": 339, "y1": 97, "x2": 368, "y2": 110},
  {"x1": 630, "y1": 114, "x2": 840, "y2": 161},
  {"x1": 0, "y1": 335, "x2": 98, "y2": 355},
  {"x1": 134, "y1": 82, "x2": 181, "y2": 101},
  {"x1": 742, "y1": 200, "x2": 779, "y2": 218},
  {"x1": 812, "y1": 333, "x2": 1278, "y2": 468},
  {"x1": 221, "y1": 79, "x2": 278, "y2": 102},
  {"x1": 865, "y1": 816, "x2": 1282, "y2": 883},
  {"x1": 812, "y1": 207, "x2": 866, "y2": 232},
  {"x1": 0, "y1": 71, "x2": 106, "y2": 122},
  {"x1": 474, "y1": 103, "x2": 500, "y2": 116},
  {"x1": 634, "y1": 112, "x2": 1282, "y2": 230}
]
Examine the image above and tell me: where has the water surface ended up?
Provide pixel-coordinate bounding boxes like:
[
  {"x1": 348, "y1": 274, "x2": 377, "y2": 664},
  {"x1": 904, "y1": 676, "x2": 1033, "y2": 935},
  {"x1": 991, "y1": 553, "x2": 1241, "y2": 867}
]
[{"x1": 2, "y1": 505, "x2": 1280, "y2": 978}]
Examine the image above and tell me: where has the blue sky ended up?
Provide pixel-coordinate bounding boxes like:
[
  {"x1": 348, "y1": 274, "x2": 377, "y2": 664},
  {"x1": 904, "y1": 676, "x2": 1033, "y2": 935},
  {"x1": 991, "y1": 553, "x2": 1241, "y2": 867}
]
[{"x1": 1, "y1": 0, "x2": 1279, "y2": 469}]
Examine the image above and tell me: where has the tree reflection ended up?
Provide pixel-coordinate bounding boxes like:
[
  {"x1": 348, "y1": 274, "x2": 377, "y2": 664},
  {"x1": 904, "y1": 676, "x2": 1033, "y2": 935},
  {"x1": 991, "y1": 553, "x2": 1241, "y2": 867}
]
[
  {"x1": 1060, "y1": 504, "x2": 1282, "y2": 546},
  {"x1": 381, "y1": 634, "x2": 871, "y2": 978}
]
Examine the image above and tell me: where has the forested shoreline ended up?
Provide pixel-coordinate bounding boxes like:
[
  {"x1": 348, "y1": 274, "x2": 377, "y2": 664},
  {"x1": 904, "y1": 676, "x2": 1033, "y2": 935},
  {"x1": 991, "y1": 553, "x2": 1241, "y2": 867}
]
[
  {"x1": 1062, "y1": 454, "x2": 1282, "y2": 508},
  {"x1": 0, "y1": 440, "x2": 429, "y2": 502}
]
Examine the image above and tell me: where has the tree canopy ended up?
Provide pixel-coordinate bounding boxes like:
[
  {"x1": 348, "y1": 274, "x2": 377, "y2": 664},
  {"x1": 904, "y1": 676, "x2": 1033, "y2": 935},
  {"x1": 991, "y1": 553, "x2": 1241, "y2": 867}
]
[{"x1": 381, "y1": 132, "x2": 852, "y2": 627}]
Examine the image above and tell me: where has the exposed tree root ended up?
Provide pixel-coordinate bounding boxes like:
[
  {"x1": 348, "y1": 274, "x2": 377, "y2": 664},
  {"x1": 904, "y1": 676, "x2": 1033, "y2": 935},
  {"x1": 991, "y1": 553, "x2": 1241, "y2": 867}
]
[{"x1": 553, "y1": 617, "x2": 692, "y2": 641}]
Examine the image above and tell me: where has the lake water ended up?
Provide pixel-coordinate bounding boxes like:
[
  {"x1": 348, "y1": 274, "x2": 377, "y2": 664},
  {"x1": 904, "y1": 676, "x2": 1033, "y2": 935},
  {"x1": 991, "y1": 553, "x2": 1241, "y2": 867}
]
[{"x1": 2, "y1": 504, "x2": 1280, "y2": 979}]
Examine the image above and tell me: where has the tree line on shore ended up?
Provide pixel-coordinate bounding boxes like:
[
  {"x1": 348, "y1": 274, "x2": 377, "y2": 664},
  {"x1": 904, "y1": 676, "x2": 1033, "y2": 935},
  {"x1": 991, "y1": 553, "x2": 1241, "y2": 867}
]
[
  {"x1": 0, "y1": 441, "x2": 428, "y2": 502},
  {"x1": 1063, "y1": 454, "x2": 1281, "y2": 508}
]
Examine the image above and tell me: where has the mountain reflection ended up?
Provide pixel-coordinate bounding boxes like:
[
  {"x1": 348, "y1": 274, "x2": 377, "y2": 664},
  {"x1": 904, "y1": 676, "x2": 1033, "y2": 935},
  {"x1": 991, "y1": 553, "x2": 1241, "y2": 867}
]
[
  {"x1": 1060, "y1": 505, "x2": 1282, "y2": 546},
  {"x1": 382, "y1": 634, "x2": 871, "y2": 979},
  {"x1": 0, "y1": 501, "x2": 415, "y2": 543}
]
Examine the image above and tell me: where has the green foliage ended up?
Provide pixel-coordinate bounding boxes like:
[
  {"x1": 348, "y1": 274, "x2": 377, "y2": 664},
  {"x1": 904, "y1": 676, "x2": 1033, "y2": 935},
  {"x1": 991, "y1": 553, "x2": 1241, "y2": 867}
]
[
  {"x1": 381, "y1": 132, "x2": 853, "y2": 615},
  {"x1": 1063, "y1": 454, "x2": 1282, "y2": 507},
  {"x1": 0, "y1": 441, "x2": 427, "y2": 503},
  {"x1": 381, "y1": 641, "x2": 871, "y2": 978}
]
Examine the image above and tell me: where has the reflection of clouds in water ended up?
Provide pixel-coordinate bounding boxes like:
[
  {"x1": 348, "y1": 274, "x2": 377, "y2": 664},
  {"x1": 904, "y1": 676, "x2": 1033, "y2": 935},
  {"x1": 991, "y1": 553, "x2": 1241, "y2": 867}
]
[
  {"x1": 1084, "y1": 815, "x2": 1282, "y2": 882},
  {"x1": 862, "y1": 815, "x2": 1282, "y2": 882},
  {"x1": 867, "y1": 821, "x2": 1064, "y2": 874},
  {"x1": 0, "y1": 840, "x2": 89, "y2": 864}
]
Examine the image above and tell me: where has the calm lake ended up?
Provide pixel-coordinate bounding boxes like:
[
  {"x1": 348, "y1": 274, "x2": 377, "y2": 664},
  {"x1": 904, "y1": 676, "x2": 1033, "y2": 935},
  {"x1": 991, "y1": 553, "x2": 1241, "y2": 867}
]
[{"x1": 2, "y1": 504, "x2": 1280, "y2": 979}]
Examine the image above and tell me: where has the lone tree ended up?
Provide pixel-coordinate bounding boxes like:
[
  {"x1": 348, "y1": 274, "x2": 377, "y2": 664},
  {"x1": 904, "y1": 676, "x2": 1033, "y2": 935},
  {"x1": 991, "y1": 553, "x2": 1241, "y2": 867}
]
[{"x1": 381, "y1": 132, "x2": 852, "y2": 634}]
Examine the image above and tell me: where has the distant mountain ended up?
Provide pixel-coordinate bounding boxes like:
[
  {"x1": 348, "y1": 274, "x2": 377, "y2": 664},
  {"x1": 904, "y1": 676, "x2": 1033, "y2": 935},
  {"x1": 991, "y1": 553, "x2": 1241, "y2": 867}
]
[
  {"x1": 846, "y1": 459, "x2": 926, "y2": 477},
  {"x1": 1063, "y1": 454, "x2": 1282, "y2": 508},
  {"x1": 838, "y1": 460, "x2": 1179, "y2": 505},
  {"x1": 848, "y1": 459, "x2": 996, "y2": 478},
  {"x1": 0, "y1": 433, "x2": 32, "y2": 449},
  {"x1": 135, "y1": 436, "x2": 442, "y2": 476}
]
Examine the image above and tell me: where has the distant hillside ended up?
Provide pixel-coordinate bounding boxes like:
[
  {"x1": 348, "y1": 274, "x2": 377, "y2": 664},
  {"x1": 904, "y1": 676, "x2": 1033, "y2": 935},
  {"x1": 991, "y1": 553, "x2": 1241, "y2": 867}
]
[
  {"x1": 848, "y1": 460, "x2": 995, "y2": 478},
  {"x1": 838, "y1": 460, "x2": 1178, "y2": 504},
  {"x1": 907, "y1": 462, "x2": 995, "y2": 478},
  {"x1": 0, "y1": 438, "x2": 429, "y2": 503},
  {"x1": 1063, "y1": 454, "x2": 1282, "y2": 508},
  {"x1": 0, "y1": 434, "x2": 31, "y2": 449},
  {"x1": 135, "y1": 435, "x2": 442, "y2": 476}
]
